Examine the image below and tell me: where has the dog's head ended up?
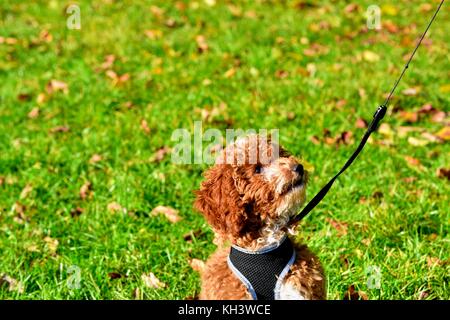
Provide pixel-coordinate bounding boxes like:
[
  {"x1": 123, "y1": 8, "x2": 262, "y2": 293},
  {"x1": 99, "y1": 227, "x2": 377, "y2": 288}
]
[{"x1": 194, "y1": 134, "x2": 307, "y2": 249}]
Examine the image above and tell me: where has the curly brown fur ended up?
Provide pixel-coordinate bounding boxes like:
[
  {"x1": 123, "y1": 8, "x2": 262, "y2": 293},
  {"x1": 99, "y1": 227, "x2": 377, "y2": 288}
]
[{"x1": 195, "y1": 134, "x2": 326, "y2": 300}]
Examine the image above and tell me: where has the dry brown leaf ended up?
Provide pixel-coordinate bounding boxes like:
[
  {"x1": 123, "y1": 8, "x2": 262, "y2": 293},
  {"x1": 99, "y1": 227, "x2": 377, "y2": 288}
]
[
  {"x1": 344, "y1": 3, "x2": 359, "y2": 13},
  {"x1": 189, "y1": 258, "x2": 206, "y2": 273},
  {"x1": 0, "y1": 275, "x2": 24, "y2": 294},
  {"x1": 28, "y1": 107, "x2": 40, "y2": 119},
  {"x1": 431, "y1": 111, "x2": 446, "y2": 123},
  {"x1": 102, "y1": 54, "x2": 115, "y2": 69},
  {"x1": 18, "y1": 93, "x2": 32, "y2": 102},
  {"x1": 195, "y1": 35, "x2": 208, "y2": 53},
  {"x1": 46, "y1": 80, "x2": 69, "y2": 94},
  {"x1": 20, "y1": 184, "x2": 33, "y2": 199},
  {"x1": 150, "y1": 146, "x2": 171, "y2": 162},
  {"x1": 89, "y1": 154, "x2": 103, "y2": 164},
  {"x1": 141, "y1": 119, "x2": 151, "y2": 134},
  {"x1": 70, "y1": 207, "x2": 84, "y2": 218},
  {"x1": 355, "y1": 118, "x2": 368, "y2": 128},
  {"x1": 434, "y1": 126, "x2": 450, "y2": 141},
  {"x1": 79, "y1": 181, "x2": 92, "y2": 200},
  {"x1": 326, "y1": 218, "x2": 348, "y2": 237},
  {"x1": 44, "y1": 236, "x2": 59, "y2": 253},
  {"x1": 421, "y1": 132, "x2": 442, "y2": 143},
  {"x1": 151, "y1": 205, "x2": 181, "y2": 223},
  {"x1": 275, "y1": 70, "x2": 289, "y2": 79},
  {"x1": 426, "y1": 257, "x2": 441, "y2": 267},
  {"x1": 107, "y1": 202, "x2": 123, "y2": 213},
  {"x1": 398, "y1": 111, "x2": 419, "y2": 123},
  {"x1": 436, "y1": 168, "x2": 450, "y2": 181},
  {"x1": 310, "y1": 135, "x2": 320, "y2": 145},
  {"x1": 402, "y1": 87, "x2": 420, "y2": 96},
  {"x1": 141, "y1": 272, "x2": 166, "y2": 289},
  {"x1": 343, "y1": 285, "x2": 367, "y2": 300},
  {"x1": 50, "y1": 126, "x2": 70, "y2": 133},
  {"x1": 404, "y1": 156, "x2": 421, "y2": 167},
  {"x1": 224, "y1": 67, "x2": 236, "y2": 78}
]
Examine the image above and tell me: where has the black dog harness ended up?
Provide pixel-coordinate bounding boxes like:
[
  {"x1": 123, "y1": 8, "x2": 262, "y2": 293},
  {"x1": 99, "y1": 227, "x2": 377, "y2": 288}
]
[{"x1": 228, "y1": 236, "x2": 296, "y2": 300}]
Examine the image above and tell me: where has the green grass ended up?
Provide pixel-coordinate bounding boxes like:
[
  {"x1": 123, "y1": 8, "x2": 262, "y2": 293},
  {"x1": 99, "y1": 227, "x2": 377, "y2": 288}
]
[{"x1": 0, "y1": 0, "x2": 449, "y2": 300}]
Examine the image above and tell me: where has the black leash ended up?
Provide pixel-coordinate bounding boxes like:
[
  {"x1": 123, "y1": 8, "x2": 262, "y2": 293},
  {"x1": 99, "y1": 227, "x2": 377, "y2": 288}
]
[{"x1": 290, "y1": 0, "x2": 445, "y2": 225}]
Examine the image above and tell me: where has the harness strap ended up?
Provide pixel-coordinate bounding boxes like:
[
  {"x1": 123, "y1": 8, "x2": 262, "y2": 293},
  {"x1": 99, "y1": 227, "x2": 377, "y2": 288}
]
[{"x1": 289, "y1": 0, "x2": 444, "y2": 226}]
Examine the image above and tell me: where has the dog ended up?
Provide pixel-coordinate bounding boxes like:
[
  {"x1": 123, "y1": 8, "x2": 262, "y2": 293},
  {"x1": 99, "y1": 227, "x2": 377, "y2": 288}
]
[{"x1": 194, "y1": 134, "x2": 325, "y2": 300}]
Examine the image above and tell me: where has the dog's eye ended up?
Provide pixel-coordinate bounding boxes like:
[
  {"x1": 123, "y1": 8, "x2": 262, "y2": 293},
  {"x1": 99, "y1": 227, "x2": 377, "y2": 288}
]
[{"x1": 255, "y1": 165, "x2": 262, "y2": 174}]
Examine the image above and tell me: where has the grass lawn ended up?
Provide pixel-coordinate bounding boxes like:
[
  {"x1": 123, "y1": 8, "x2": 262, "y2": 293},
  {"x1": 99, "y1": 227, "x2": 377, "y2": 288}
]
[{"x1": 0, "y1": 0, "x2": 449, "y2": 300}]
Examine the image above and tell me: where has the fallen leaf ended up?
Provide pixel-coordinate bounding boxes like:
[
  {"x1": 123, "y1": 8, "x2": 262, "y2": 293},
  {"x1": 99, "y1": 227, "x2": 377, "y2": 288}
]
[
  {"x1": 310, "y1": 135, "x2": 320, "y2": 145},
  {"x1": 28, "y1": 107, "x2": 39, "y2": 119},
  {"x1": 79, "y1": 181, "x2": 92, "y2": 200},
  {"x1": 164, "y1": 18, "x2": 177, "y2": 28},
  {"x1": 195, "y1": 35, "x2": 208, "y2": 53},
  {"x1": 417, "y1": 103, "x2": 435, "y2": 114},
  {"x1": 418, "y1": 290, "x2": 430, "y2": 300},
  {"x1": 326, "y1": 218, "x2": 348, "y2": 237},
  {"x1": 46, "y1": 80, "x2": 68, "y2": 94},
  {"x1": 18, "y1": 93, "x2": 32, "y2": 102},
  {"x1": 431, "y1": 111, "x2": 446, "y2": 123},
  {"x1": 43, "y1": 236, "x2": 59, "y2": 254},
  {"x1": 107, "y1": 202, "x2": 124, "y2": 213},
  {"x1": 89, "y1": 154, "x2": 103, "y2": 164},
  {"x1": 383, "y1": 21, "x2": 399, "y2": 33},
  {"x1": 108, "y1": 272, "x2": 123, "y2": 280},
  {"x1": 141, "y1": 119, "x2": 151, "y2": 134},
  {"x1": 335, "y1": 99, "x2": 347, "y2": 109},
  {"x1": 382, "y1": 4, "x2": 398, "y2": 16},
  {"x1": 224, "y1": 67, "x2": 236, "y2": 78},
  {"x1": 36, "y1": 93, "x2": 46, "y2": 105},
  {"x1": 151, "y1": 205, "x2": 181, "y2": 223},
  {"x1": 426, "y1": 257, "x2": 441, "y2": 267},
  {"x1": 275, "y1": 70, "x2": 289, "y2": 79},
  {"x1": 0, "y1": 275, "x2": 24, "y2": 294},
  {"x1": 70, "y1": 207, "x2": 84, "y2": 218},
  {"x1": 150, "y1": 146, "x2": 171, "y2": 162},
  {"x1": 183, "y1": 229, "x2": 204, "y2": 242},
  {"x1": 434, "y1": 127, "x2": 450, "y2": 141},
  {"x1": 436, "y1": 168, "x2": 450, "y2": 181},
  {"x1": 20, "y1": 184, "x2": 33, "y2": 199},
  {"x1": 144, "y1": 29, "x2": 163, "y2": 40},
  {"x1": 355, "y1": 118, "x2": 368, "y2": 128},
  {"x1": 189, "y1": 259, "x2": 206, "y2": 273},
  {"x1": 141, "y1": 272, "x2": 166, "y2": 289},
  {"x1": 13, "y1": 202, "x2": 27, "y2": 224},
  {"x1": 439, "y1": 84, "x2": 450, "y2": 93},
  {"x1": 398, "y1": 111, "x2": 419, "y2": 123},
  {"x1": 404, "y1": 156, "x2": 421, "y2": 167},
  {"x1": 407, "y1": 137, "x2": 428, "y2": 146},
  {"x1": 421, "y1": 132, "x2": 442, "y2": 143},
  {"x1": 402, "y1": 87, "x2": 420, "y2": 96},
  {"x1": 150, "y1": 5, "x2": 165, "y2": 17},
  {"x1": 362, "y1": 50, "x2": 380, "y2": 62},
  {"x1": 344, "y1": 3, "x2": 359, "y2": 13},
  {"x1": 343, "y1": 285, "x2": 367, "y2": 300},
  {"x1": 50, "y1": 126, "x2": 70, "y2": 133}
]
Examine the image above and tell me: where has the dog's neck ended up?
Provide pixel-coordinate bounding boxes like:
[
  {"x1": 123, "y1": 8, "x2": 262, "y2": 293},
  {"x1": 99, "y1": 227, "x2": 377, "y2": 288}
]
[{"x1": 233, "y1": 220, "x2": 293, "y2": 252}]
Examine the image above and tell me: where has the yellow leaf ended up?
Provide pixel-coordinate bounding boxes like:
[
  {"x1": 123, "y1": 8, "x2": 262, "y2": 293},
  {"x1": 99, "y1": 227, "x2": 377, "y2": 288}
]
[
  {"x1": 382, "y1": 4, "x2": 398, "y2": 16},
  {"x1": 362, "y1": 50, "x2": 380, "y2": 62},
  {"x1": 439, "y1": 84, "x2": 450, "y2": 93}
]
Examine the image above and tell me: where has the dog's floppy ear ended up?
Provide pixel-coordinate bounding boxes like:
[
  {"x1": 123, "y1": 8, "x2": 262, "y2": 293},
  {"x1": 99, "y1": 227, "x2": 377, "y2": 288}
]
[{"x1": 194, "y1": 164, "x2": 248, "y2": 238}]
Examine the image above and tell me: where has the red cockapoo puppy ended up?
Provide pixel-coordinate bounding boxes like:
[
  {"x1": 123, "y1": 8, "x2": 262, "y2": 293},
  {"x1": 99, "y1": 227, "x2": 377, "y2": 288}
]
[{"x1": 194, "y1": 134, "x2": 325, "y2": 300}]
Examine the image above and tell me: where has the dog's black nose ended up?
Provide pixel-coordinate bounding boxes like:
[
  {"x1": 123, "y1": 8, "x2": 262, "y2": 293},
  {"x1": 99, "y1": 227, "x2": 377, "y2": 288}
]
[{"x1": 294, "y1": 164, "x2": 304, "y2": 176}]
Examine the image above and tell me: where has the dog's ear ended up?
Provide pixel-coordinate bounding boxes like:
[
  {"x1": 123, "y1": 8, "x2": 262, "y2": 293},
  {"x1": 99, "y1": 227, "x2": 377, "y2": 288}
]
[{"x1": 194, "y1": 164, "x2": 248, "y2": 238}]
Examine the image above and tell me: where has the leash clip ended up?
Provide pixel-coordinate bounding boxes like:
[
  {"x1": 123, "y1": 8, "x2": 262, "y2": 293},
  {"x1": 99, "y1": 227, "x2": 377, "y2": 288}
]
[{"x1": 368, "y1": 105, "x2": 387, "y2": 132}]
